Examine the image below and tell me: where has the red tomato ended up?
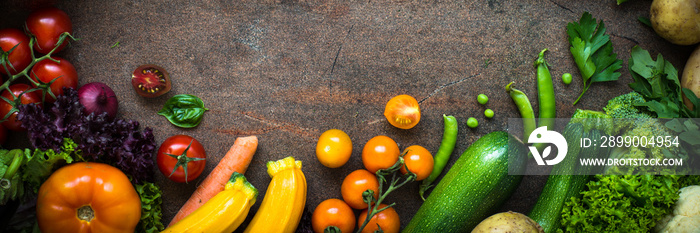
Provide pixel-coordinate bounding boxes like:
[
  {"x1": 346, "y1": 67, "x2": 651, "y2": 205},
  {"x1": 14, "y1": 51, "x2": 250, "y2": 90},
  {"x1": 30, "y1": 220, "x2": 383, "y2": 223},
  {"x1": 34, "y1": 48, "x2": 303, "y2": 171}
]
[
  {"x1": 0, "y1": 28, "x2": 32, "y2": 75},
  {"x1": 25, "y1": 7, "x2": 72, "y2": 54},
  {"x1": 30, "y1": 57, "x2": 78, "y2": 102},
  {"x1": 0, "y1": 84, "x2": 42, "y2": 131},
  {"x1": 341, "y1": 169, "x2": 379, "y2": 210},
  {"x1": 157, "y1": 135, "x2": 206, "y2": 183},
  {"x1": 399, "y1": 145, "x2": 434, "y2": 181},
  {"x1": 362, "y1": 135, "x2": 400, "y2": 174}
]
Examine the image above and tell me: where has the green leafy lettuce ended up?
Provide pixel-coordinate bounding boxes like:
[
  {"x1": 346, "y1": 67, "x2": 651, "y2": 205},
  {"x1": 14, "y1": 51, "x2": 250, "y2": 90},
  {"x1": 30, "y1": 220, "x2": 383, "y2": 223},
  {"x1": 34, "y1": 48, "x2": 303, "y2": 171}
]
[
  {"x1": 0, "y1": 139, "x2": 76, "y2": 204},
  {"x1": 135, "y1": 182, "x2": 165, "y2": 233},
  {"x1": 561, "y1": 175, "x2": 682, "y2": 232},
  {"x1": 567, "y1": 12, "x2": 623, "y2": 105}
]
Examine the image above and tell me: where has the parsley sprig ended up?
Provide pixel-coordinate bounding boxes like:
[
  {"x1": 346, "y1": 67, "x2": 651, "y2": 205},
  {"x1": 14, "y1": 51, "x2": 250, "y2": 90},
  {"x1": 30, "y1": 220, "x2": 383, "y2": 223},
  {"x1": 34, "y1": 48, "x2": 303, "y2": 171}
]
[{"x1": 567, "y1": 12, "x2": 623, "y2": 105}]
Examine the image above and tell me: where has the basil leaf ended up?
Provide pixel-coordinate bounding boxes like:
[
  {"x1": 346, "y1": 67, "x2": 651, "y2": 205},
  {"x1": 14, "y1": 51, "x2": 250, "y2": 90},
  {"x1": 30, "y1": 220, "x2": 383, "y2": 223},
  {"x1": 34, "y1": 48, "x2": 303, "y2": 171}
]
[{"x1": 158, "y1": 94, "x2": 208, "y2": 128}]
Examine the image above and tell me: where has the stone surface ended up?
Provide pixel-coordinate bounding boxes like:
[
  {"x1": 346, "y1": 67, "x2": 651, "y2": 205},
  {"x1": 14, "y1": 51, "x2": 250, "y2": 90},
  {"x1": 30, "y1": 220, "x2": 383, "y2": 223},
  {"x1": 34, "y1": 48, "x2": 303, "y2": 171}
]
[{"x1": 0, "y1": 0, "x2": 695, "y2": 231}]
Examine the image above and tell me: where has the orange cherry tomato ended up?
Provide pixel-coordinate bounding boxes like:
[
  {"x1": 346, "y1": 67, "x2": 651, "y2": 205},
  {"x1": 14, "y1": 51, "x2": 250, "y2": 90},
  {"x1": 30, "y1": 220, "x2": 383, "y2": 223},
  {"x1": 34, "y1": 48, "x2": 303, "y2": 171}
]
[
  {"x1": 312, "y1": 199, "x2": 356, "y2": 233},
  {"x1": 316, "y1": 129, "x2": 353, "y2": 168},
  {"x1": 357, "y1": 204, "x2": 400, "y2": 233},
  {"x1": 399, "y1": 145, "x2": 435, "y2": 181},
  {"x1": 36, "y1": 162, "x2": 141, "y2": 233},
  {"x1": 362, "y1": 135, "x2": 400, "y2": 174},
  {"x1": 341, "y1": 169, "x2": 379, "y2": 210},
  {"x1": 384, "y1": 94, "x2": 421, "y2": 129}
]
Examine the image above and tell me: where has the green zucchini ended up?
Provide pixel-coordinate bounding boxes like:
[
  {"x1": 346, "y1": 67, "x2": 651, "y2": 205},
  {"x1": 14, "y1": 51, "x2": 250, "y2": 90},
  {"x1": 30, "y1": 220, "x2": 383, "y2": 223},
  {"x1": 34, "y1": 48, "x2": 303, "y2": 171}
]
[
  {"x1": 528, "y1": 124, "x2": 606, "y2": 233},
  {"x1": 402, "y1": 131, "x2": 526, "y2": 233}
]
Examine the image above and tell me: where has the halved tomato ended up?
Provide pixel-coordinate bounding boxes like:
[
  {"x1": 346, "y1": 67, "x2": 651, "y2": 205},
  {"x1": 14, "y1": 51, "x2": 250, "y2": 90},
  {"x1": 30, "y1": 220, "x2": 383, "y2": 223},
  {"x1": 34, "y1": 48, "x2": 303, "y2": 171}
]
[{"x1": 384, "y1": 94, "x2": 421, "y2": 129}]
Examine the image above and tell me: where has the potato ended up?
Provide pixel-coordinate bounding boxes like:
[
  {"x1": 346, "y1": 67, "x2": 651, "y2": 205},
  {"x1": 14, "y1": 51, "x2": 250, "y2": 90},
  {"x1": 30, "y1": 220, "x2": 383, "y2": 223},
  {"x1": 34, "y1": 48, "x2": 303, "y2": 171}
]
[
  {"x1": 650, "y1": 0, "x2": 700, "y2": 45},
  {"x1": 682, "y1": 45, "x2": 700, "y2": 109},
  {"x1": 471, "y1": 211, "x2": 544, "y2": 233}
]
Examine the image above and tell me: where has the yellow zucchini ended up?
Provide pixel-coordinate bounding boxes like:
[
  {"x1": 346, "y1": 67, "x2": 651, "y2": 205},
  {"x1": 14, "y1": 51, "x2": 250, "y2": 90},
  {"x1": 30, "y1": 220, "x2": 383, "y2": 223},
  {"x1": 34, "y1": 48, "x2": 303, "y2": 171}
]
[
  {"x1": 162, "y1": 172, "x2": 257, "y2": 233},
  {"x1": 244, "y1": 156, "x2": 307, "y2": 233}
]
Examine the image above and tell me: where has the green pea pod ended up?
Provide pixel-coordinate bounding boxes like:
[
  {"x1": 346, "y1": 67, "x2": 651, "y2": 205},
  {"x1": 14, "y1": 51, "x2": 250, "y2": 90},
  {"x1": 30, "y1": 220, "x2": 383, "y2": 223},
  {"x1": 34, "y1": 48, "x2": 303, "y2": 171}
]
[
  {"x1": 419, "y1": 114, "x2": 458, "y2": 200},
  {"x1": 535, "y1": 48, "x2": 556, "y2": 131},
  {"x1": 158, "y1": 94, "x2": 209, "y2": 128},
  {"x1": 506, "y1": 82, "x2": 536, "y2": 141}
]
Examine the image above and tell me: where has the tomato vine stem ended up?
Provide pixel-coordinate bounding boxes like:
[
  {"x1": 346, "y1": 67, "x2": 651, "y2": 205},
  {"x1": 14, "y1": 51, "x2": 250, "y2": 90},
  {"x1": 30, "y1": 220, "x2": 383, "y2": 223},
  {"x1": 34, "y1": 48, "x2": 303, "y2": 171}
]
[
  {"x1": 356, "y1": 155, "x2": 416, "y2": 233},
  {"x1": 0, "y1": 32, "x2": 78, "y2": 122}
]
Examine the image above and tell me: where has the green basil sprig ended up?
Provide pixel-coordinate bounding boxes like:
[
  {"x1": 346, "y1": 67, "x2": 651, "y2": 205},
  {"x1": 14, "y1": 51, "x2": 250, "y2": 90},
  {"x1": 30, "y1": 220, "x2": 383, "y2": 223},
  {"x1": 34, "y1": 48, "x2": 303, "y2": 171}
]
[{"x1": 158, "y1": 94, "x2": 208, "y2": 128}]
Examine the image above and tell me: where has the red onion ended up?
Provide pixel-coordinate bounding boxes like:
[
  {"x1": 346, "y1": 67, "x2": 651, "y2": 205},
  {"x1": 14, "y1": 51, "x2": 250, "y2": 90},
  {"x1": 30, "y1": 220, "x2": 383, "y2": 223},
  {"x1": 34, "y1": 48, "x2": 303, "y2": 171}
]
[{"x1": 78, "y1": 82, "x2": 118, "y2": 119}]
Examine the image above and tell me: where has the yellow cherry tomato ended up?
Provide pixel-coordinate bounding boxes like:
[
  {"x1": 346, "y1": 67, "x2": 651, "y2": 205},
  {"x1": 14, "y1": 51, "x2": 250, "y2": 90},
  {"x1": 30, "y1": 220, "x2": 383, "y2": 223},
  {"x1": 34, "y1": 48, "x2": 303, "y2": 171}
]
[
  {"x1": 316, "y1": 129, "x2": 353, "y2": 168},
  {"x1": 384, "y1": 94, "x2": 421, "y2": 129}
]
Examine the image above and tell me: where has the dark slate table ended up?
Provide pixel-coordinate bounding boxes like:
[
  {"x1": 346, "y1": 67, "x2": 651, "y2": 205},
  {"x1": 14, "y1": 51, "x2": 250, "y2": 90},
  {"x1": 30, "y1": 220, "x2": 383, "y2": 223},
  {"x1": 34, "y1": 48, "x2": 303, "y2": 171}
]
[{"x1": 0, "y1": 0, "x2": 694, "y2": 231}]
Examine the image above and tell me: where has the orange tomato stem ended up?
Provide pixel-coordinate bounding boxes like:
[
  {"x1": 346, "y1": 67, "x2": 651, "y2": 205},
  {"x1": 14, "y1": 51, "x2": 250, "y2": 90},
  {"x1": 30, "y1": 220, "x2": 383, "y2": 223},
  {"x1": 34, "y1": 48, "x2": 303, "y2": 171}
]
[
  {"x1": 356, "y1": 158, "x2": 416, "y2": 233},
  {"x1": 77, "y1": 205, "x2": 95, "y2": 222},
  {"x1": 324, "y1": 226, "x2": 342, "y2": 233}
]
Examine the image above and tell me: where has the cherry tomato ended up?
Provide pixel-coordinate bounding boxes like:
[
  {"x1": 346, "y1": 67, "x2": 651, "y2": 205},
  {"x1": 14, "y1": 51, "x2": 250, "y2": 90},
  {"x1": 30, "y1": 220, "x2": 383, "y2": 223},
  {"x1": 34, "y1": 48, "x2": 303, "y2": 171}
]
[
  {"x1": 156, "y1": 135, "x2": 206, "y2": 183},
  {"x1": 384, "y1": 94, "x2": 421, "y2": 129},
  {"x1": 0, "y1": 84, "x2": 42, "y2": 131},
  {"x1": 362, "y1": 135, "x2": 400, "y2": 174},
  {"x1": 316, "y1": 129, "x2": 352, "y2": 168},
  {"x1": 25, "y1": 7, "x2": 72, "y2": 54},
  {"x1": 312, "y1": 198, "x2": 356, "y2": 233},
  {"x1": 30, "y1": 57, "x2": 78, "y2": 102},
  {"x1": 131, "y1": 64, "x2": 171, "y2": 98},
  {"x1": 357, "y1": 204, "x2": 400, "y2": 233},
  {"x1": 341, "y1": 169, "x2": 379, "y2": 210},
  {"x1": 399, "y1": 145, "x2": 434, "y2": 181},
  {"x1": 0, "y1": 28, "x2": 32, "y2": 75},
  {"x1": 36, "y1": 162, "x2": 141, "y2": 233}
]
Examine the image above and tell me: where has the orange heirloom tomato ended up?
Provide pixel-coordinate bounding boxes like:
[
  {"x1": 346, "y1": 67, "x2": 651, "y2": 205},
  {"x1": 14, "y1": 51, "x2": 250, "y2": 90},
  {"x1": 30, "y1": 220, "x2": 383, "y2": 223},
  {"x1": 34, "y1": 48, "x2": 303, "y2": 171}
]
[
  {"x1": 399, "y1": 145, "x2": 434, "y2": 181},
  {"x1": 312, "y1": 198, "x2": 356, "y2": 233},
  {"x1": 384, "y1": 94, "x2": 421, "y2": 129},
  {"x1": 362, "y1": 135, "x2": 400, "y2": 174},
  {"x1": 357, "y1": 204, "x2": 400, "y2": 233},
  {"x1": 341, "y1": 169, "x2": 379, "y2": 210},
  {"x1": 36, "y1": 162, "x2": 141, "y2": 233},
  {"x1": 316, "y1": 129, "x2": 353, "y2": 168}
]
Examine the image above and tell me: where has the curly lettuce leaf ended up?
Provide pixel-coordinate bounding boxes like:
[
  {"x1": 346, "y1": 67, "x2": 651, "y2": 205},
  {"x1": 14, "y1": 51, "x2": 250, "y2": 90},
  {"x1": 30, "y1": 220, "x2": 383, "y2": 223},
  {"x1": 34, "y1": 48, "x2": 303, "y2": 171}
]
[
  {"x1": 135, "y1": 182, "x2": 165, "y2": 233},
  {"x1": 561, "y1": 175, "x2": 681, "y2": 232},
  {"x1": 567, "y1": 12, "x2": 623, "y2": 105}
]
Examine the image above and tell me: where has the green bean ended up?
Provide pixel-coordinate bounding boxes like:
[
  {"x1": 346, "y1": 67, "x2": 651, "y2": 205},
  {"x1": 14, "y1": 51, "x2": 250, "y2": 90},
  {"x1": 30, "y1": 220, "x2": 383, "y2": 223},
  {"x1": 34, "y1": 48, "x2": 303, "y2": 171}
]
[
  {"x1": 506, "y1": 82, "x2": 536, "y2": 141},
  {"x1": 419, "y1": 114, "x2": 457, "y2": 200},
  {"x1": 535, "y1": 48, "x2": 556, "y2": 131}
]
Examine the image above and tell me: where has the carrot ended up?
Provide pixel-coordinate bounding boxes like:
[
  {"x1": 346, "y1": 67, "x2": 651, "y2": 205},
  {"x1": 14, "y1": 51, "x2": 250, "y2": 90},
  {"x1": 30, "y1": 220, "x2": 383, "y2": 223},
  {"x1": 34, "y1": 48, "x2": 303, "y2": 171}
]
[{"x1": 168, "y1": 135, "x2": 258, "y2": 227}]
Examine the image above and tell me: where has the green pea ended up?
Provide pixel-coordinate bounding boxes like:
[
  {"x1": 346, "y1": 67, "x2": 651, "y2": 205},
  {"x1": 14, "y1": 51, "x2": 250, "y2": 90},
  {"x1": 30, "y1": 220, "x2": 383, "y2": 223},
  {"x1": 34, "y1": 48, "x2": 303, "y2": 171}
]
[
  {"x1": 467, "y1": 117, "x2": 479, "y2": 128},
  {"x1": 477, "y1": 94, "x2": 489, "y2": 105},
  {"x1": 562, "y1": 73, "x2": 572, "y2": 85},
  {"x1": 484, "y1": 109, "x2": 494, "y2": 118}
]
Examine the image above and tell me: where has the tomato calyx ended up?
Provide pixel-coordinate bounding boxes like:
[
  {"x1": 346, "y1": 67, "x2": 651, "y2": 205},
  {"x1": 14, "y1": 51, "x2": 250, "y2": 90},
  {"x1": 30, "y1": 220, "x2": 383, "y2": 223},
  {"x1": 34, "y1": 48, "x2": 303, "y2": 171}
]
[
  {"x1": 324, "y1": 226, "x2": 342, "y2": 233},
  {"x1": 77, "y1": 205, "x2": 95, "y2": 222},
  {"x1": 163, "y1": 139, "x2": 206, "y2": 183},
  {"x1": 0, "y1": 87, "x2": 40, "y2": 122}
]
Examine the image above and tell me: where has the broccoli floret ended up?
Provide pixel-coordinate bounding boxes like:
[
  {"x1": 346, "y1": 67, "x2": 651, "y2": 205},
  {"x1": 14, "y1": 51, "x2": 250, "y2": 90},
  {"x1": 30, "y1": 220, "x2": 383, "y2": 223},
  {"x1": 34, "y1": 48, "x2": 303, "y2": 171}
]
[
  {"x1": 604, "y1": 92, "x2": 655, "y2": 119},
  {"x1": 605, "y1": 118, "x2": 680, "y2": 175}
]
